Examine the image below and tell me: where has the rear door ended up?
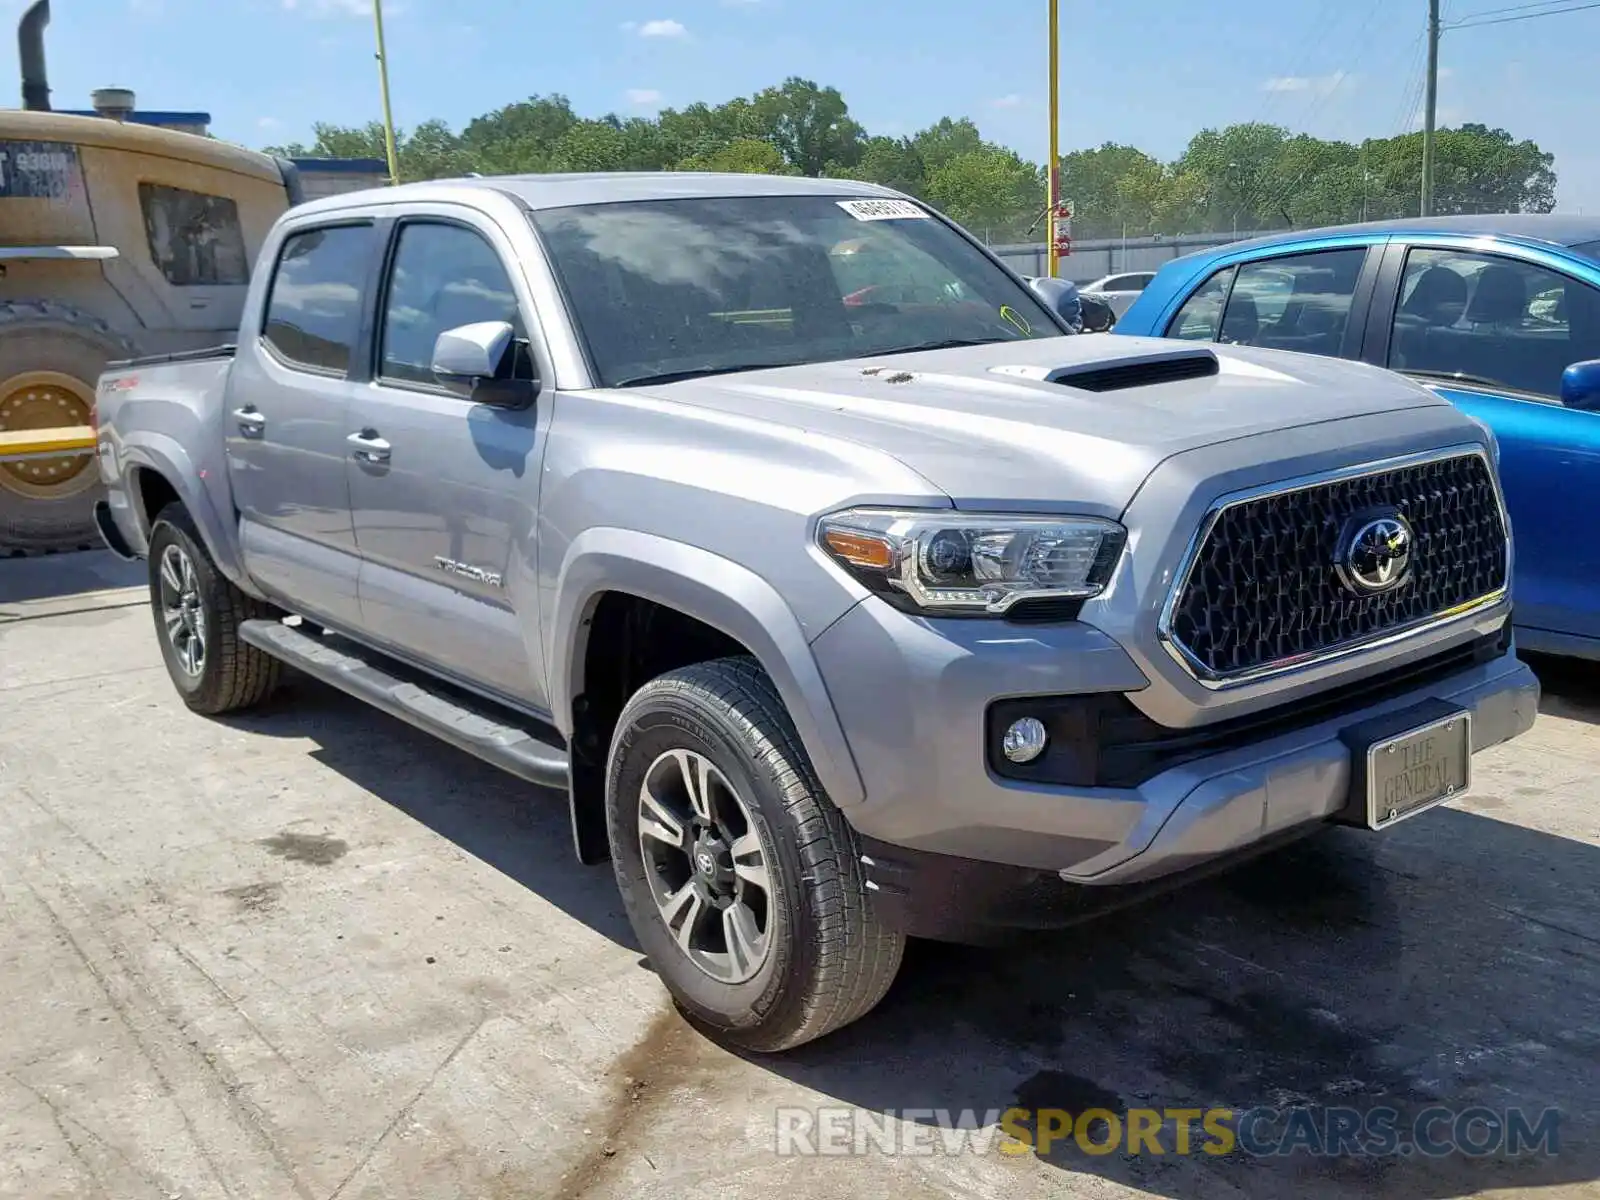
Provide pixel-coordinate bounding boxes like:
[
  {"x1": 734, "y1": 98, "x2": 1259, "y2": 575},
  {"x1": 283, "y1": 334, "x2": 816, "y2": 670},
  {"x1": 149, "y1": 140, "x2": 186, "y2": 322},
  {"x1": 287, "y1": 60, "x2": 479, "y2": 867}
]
[
  {"x1": 1362, "y1": 237, "x2": 1600, "y2": 650},
  {"x1": 345, "y1": 208, "x2": 553, "y2": 708},
  {"x1": 224, "y1": 217, "x2": 380, "y2": 629}
]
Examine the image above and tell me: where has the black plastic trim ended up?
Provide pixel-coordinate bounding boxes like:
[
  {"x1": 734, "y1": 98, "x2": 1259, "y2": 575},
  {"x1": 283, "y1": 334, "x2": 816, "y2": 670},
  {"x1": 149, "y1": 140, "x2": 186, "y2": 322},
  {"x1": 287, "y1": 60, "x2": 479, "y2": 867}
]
[
  {"x1": 988, "y1": 624, "x2": 1510, "y2": 789},
  {"x1": 857, "y1": 827, "x2": 1321, "y2": 944},
  {"x1": 93, "y1": 500, "x2": 137, "y2": 561},
  {"x1": 106, "y1": 344, "x2": 236, "y2": 371}
]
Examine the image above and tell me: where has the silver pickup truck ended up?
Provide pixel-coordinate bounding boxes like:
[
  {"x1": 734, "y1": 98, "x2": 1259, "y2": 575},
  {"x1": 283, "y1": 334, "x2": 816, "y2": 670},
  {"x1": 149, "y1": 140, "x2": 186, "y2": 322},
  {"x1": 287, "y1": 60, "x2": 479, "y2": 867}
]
[{"x1": 93, "y1": 173, "x2": 1539, "y2": 1051}]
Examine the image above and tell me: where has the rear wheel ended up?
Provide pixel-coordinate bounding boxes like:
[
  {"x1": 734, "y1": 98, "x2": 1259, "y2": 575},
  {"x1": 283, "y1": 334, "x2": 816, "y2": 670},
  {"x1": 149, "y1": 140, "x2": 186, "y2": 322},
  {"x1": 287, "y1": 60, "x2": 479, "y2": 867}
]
[
  {"x1": 0, "y1": 301, "x2": 136, "y2": 555},
  {"x1": 146, "y1": 504, "x2": 282, "y2": 714},
  {"x1": 606, "y1": 657, "x2": 904, "y2": 1052}
]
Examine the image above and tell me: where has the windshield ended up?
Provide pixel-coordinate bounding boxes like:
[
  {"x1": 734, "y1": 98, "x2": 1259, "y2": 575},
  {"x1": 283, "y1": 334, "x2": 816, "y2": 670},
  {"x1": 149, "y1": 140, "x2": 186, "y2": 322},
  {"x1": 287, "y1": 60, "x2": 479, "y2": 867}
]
[{"x1": 527, "y1": 195, "x2": 1062, "y2": 387}]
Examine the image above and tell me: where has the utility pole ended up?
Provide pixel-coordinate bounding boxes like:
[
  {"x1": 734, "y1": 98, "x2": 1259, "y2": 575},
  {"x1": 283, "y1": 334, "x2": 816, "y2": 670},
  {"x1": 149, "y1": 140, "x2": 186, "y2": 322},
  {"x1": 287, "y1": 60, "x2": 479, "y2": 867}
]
[
  {"x1": 1046, "y1": 0, "x2": 1061, "y2": 277},
  {"x1": 373, "y1": 0, "x2": 401, "y2": 185},
  {"x1": 1420, "y1": 0, "x2": 1440, "y2": 217}
]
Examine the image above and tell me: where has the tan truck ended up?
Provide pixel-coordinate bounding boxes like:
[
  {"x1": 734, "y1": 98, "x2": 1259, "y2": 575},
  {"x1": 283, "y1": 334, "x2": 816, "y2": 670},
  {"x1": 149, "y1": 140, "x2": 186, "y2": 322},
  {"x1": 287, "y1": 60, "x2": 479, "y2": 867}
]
[{"x1": 1, "y1": 0, "x2": 386, "y2": 553}]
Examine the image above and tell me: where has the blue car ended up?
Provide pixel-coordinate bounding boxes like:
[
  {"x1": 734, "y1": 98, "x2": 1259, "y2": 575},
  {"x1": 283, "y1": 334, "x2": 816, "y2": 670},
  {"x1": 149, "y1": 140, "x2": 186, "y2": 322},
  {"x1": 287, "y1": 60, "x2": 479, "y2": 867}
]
[{"x1": 1115, "y1": 215, "x2": 1600, "y2": 662}]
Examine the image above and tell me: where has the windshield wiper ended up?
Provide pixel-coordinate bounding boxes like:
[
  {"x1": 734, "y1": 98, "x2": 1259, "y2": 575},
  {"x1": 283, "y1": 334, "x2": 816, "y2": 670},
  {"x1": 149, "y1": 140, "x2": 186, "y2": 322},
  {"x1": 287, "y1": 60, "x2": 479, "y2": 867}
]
[
  {"x1": 611, "y1": 363, "x2": 798, "y2": 388},
  {"x1": 857, "y1": 337, "x2": 1009, "y2": 359},
  {"x1": 1404, "y1": 368, "x2": 1505, "y2": 390}
]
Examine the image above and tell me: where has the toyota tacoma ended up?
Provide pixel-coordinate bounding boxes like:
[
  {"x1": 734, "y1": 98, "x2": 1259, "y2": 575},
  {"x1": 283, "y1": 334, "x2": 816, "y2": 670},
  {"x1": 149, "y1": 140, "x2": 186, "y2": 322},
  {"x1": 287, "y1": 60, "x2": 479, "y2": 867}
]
[{"x1": 92, "y1": 173, "x2": 1539, "y2": 1051}]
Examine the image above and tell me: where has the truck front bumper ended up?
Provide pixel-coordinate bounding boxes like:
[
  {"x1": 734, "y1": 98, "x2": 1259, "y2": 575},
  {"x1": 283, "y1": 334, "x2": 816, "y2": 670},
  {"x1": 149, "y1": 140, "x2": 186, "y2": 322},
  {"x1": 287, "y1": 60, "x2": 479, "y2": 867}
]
[{"x1": 809, "y1": 600, "x2": 1539, "y2": 941}]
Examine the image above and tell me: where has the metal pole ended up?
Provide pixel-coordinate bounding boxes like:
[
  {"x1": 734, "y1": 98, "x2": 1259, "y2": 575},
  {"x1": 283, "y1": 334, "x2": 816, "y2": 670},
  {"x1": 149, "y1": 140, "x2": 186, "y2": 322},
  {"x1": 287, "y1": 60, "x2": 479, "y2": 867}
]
[
  {"x1": 1046, "y1": 0, "x2": 1060, "y2": 278},
  {"x1": 1420, "y1": 0, "x2": 1440, "y2": 216},
  {"x1": 373, "y1": 0, "x2": 401, "y2": 185}
]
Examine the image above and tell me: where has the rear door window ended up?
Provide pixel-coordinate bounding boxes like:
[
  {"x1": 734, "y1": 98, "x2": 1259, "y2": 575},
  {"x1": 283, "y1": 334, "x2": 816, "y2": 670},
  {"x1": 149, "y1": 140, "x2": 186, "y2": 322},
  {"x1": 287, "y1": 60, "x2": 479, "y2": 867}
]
[
  {"x1": 261, "y1": 223, "x2": 376, "y2": 375},
  {"x1": 1388, "y1": 246, "x2": 1600, "y2": 401}
]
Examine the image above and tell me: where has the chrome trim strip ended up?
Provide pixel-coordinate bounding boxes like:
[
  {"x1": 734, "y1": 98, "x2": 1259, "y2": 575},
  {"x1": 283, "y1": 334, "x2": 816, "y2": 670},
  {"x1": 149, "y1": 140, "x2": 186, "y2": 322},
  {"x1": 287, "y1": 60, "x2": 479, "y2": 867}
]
[{"x1": 1156, "y1": 444, "x2": 1511, "y2": 691}]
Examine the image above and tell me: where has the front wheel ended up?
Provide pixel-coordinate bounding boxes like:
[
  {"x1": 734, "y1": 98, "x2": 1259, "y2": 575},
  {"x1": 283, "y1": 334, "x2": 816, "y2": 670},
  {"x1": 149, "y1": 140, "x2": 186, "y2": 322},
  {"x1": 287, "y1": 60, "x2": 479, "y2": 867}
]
[
  {"x1": 146, "y1": 503, "x2": 282, "y2": 714},
  {"x1": 606, "y1": 657, "x2": 905, "y2": 1052}
]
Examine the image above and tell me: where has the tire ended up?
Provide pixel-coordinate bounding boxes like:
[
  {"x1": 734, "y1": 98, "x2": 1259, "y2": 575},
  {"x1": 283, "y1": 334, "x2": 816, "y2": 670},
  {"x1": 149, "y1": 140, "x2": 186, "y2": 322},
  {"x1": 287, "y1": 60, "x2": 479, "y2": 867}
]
[
  {"x1": 606, "y1": 656, "x2": 905, "y2": 1052},
  {"x1": 146, "y1": 503, "x2": 282, "y2": 715},
  {"x1": 0, "y1": 300, "x2": 137, "y2": 555}
]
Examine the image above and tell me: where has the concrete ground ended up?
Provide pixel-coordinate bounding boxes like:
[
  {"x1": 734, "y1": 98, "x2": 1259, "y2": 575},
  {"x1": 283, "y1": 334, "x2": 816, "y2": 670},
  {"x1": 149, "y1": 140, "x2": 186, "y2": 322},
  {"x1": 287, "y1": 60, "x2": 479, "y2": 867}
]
[{"x1": 1, "y1": 551, "x2": 1597, "y2": 1200}]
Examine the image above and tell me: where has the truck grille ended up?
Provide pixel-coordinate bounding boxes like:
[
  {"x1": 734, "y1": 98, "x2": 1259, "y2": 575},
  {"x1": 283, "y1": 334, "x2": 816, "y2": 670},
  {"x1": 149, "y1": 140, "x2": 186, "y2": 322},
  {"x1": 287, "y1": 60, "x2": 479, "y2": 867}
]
[{"x1": 1163, "y1": 450, "x2": 1507, "y2": 682}]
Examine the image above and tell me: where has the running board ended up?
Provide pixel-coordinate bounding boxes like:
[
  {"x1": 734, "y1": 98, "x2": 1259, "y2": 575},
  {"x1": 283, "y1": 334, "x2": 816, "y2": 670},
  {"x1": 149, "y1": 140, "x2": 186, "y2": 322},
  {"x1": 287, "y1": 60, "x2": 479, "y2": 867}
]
[{"x1": 238, "y1": 619, "x2": 570, "y2": 792}]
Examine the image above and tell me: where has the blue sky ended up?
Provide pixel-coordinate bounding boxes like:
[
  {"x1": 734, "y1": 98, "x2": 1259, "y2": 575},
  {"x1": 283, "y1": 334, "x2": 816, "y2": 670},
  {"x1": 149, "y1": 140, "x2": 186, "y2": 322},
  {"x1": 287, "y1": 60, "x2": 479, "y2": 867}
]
[{"x1": 8, "y1": 0, "x2": 1599, "y2": 210}]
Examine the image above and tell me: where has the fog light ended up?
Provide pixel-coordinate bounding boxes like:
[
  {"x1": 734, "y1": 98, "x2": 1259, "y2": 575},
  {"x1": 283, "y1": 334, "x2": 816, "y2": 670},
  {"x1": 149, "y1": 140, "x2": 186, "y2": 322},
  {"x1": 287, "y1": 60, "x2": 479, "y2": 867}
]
[{"x1": 1002, "y1": 717, "x2": 1048, "y2": 764}]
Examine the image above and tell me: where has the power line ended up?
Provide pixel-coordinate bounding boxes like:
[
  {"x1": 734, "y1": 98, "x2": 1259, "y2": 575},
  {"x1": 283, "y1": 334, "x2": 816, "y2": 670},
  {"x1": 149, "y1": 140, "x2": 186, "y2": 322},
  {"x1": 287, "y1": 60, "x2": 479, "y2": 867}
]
[
  {"x1": 1459, "y1": 0, "x2": 1580, "y2": 16},
  {"x1": 1449, "y1": 0, "x2": 1600, "y2": 26}
]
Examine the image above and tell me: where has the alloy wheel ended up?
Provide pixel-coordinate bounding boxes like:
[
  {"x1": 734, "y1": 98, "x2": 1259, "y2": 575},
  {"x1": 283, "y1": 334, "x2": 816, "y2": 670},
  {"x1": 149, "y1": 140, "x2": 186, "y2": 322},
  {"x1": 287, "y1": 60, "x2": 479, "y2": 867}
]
[
  {"x1": 637, "y1": 748, "x2": 773, "y2": 984},
  {"x1": 158, "y1": 543, "x2": 207, "y2": 677}
]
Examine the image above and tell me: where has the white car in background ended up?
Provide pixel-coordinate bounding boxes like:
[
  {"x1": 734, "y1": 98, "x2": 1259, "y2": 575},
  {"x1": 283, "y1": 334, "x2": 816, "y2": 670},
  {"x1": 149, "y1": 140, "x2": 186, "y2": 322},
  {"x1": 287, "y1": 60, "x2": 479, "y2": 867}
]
[{"x1": 1082, "y1": 271, "x2": 1157, "y2": 317}]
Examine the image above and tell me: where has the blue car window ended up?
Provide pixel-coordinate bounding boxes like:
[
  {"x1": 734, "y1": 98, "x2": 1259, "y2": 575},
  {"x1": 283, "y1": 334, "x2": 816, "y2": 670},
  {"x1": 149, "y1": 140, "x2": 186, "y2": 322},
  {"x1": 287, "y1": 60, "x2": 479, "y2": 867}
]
[
  {"x1": 1218, "y1": 248, "x2": 1367, "y2": 355},
  {"x1": 1167, "y1": 266, "x2": 1235, "y2": 341},
  {"x1": 1387, "y1": 247, "x2": 1600, "y2": 402}
]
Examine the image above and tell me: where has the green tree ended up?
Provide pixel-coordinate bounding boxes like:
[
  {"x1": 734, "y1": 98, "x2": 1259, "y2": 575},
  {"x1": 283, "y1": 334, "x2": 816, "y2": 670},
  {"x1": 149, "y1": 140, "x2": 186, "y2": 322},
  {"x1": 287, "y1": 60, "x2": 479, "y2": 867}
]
[
  {"x1": 925, "y1": 147, "x2": 1043, "y2": 241},
  {"x1": 832, "y1": 135, "x2": 926, "y2": 196},
  {"x1": 263, "y1": 85, "x2": 1560, "y2": 243},
  {"x1": 752, "y1": 77, "x2": 864, "y2": 177},
  {"x1": 1056, "y1": 143, "x2": 1166, "y2": 238},
  {"x1": 910, "y1": 118, "x2": 984, "y2": 174},
  {"x1": 679, "y1": 138, "x2": 795, "y2": 174},
  {"x1": 265, "y1": 118, "x2": 474, "y2": 182},
  {"x1": 459, "y1": 94, "x2": 579, "y2": 173}
]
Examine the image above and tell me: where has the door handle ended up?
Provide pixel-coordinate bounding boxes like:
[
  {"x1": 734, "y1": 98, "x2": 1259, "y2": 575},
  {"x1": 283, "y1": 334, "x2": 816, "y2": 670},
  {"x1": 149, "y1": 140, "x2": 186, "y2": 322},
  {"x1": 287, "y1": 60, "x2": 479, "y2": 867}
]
[
  {"x1": 346, "y1": 430, "x2": 392, "y2": 463},
  {"x1": 232, "y1": 406, "x2": 266, "y2": 436}
]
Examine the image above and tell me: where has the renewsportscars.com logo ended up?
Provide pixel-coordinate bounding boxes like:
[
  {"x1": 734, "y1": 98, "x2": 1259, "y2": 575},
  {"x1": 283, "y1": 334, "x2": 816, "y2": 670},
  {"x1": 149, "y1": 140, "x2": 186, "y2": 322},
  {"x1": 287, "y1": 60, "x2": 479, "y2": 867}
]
[{"x1": 771, "y1": 1105, "x2": 1562, "y2": 1159}]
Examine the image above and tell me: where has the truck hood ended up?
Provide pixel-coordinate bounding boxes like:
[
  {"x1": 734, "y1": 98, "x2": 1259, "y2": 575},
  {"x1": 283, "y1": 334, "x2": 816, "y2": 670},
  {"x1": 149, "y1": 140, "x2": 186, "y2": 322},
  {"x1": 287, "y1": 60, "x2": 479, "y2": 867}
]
[{"x1": 637, "y1": 335, "x2": 1453, "y2": 516}]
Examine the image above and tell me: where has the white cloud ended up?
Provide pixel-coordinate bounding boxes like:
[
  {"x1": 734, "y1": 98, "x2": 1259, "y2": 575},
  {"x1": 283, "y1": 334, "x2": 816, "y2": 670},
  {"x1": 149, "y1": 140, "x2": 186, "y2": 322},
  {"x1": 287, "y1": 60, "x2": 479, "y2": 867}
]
[
  {"x1": 628, "y1": 17, "x2": 687, "y2": 37},
  {"x1": 990, "y1": 94, "x2": 1024, "y2": 108},
  {"x1": 258, "y1": 116, "x2": 283, "y2": 129},
  {"x1": 626, "y1": 88, "x2": 664, "y2": 105},
  {"x1": 1260, "y1": 71, "x2": 1349, "y2": 97}
]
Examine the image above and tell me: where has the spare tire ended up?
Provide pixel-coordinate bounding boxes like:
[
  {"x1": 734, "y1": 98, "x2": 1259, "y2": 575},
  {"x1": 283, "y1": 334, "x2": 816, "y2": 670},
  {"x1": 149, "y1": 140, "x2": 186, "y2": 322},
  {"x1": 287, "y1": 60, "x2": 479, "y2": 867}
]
[{"x1": 0, "y1": 300, "x2": 137, "y2": 555}]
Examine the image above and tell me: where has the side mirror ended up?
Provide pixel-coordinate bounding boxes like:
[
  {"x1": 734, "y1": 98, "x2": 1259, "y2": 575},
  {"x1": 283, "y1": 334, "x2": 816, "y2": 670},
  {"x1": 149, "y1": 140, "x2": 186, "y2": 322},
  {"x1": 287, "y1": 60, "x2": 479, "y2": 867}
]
[
  {"x1": 432, "y1": 320, "x2": 538, "y2": 408},
  {"x1": 1026, "y1": 275, "x2": 1083, "y2": 333},
  {"x1": 1560, "y1": 359, "x2": 1600, "y2": 411}
]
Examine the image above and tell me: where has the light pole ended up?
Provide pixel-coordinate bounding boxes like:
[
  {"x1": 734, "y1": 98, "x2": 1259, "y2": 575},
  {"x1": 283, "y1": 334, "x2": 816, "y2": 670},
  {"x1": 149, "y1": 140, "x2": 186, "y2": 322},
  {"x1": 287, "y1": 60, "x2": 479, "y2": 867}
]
[
  {"x1": 1420, "y1": 0, "x2": 1440, "y2": 216},
  {"x1": 1046, "y1": 0, "x2": 1060, "y2": 278},
  {"x1": 373, "y1": 0, "x2": 401, "y2": 185}
]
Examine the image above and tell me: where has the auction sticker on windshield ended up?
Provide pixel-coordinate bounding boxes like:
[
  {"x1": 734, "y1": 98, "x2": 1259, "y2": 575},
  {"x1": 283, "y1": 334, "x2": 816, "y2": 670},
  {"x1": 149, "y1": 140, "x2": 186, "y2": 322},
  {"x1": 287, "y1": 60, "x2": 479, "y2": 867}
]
[{"x1": 837, "y1": 198, "x2": 930, "y2": 221}]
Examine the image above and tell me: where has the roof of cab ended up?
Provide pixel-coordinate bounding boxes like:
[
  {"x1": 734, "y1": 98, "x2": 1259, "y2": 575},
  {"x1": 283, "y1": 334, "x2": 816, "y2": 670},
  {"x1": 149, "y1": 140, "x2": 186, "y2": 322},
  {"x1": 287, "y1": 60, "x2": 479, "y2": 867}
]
[
  {"x1": 0, "y1": 110, "x2": 286, "y2": 185},
  {"x1": 285, "y1": 171, "x2": 903, "y2": 220}
]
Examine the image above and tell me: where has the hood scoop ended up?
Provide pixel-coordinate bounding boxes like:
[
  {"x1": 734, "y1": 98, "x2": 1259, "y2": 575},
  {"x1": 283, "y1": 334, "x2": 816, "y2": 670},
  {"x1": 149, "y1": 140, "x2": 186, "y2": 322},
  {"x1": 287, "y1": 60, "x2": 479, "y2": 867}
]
[{"x1": 991, "y1": 347, "x2": 1220, "y2": 393}]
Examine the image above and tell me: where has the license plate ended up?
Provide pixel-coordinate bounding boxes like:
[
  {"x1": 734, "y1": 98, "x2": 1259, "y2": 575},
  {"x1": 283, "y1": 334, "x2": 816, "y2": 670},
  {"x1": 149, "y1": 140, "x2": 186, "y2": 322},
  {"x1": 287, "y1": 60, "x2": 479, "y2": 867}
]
[{"x1": 1359, "y1": 710, "x2": 1472, "y2": 830}]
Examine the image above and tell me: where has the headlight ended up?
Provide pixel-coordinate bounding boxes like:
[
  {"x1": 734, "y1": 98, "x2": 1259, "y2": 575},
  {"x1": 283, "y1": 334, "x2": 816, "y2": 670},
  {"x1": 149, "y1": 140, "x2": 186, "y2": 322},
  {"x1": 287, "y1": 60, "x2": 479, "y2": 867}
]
[{"x1": 817, "y1": 508, "x2": 1126, "y2": 615}]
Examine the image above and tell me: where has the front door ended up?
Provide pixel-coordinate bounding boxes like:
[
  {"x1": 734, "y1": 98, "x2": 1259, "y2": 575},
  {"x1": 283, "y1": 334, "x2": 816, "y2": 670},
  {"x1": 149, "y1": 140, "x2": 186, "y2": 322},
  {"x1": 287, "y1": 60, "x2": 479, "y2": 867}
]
[
  {"x1": 225, "y1": 219, "x2": 380, "y2": 629},
  {"x1": 345, "y1": 213, "x2": 551, "y2": 709},
  {"x1": 1376, "y1": 242, "x2": 1600, "y2": 648}
]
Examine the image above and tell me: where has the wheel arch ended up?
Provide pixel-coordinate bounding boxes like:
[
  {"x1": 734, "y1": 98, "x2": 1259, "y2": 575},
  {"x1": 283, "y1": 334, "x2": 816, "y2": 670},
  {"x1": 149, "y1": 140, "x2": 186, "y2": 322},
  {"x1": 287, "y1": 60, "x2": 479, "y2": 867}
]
[
  {"x1": 550, "y1": 529, "x2": 866, "y2": 860},
  {"x1": 119, "y1": 436, "x2": 260, "y2": 596}
]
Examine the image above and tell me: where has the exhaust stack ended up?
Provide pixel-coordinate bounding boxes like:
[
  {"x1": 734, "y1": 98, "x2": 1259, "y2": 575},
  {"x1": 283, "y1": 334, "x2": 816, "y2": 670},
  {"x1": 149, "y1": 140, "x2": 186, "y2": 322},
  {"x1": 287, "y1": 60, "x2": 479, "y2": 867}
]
[{"x1": 19, "y1": 0, "x2": 51, "y2": 112}]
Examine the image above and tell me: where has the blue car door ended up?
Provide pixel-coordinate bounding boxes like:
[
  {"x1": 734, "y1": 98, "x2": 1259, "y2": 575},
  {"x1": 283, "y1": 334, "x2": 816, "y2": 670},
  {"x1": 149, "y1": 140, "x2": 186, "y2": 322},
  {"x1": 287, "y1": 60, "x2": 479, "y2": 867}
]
[{"x1": 1369, "y1": 239, "x2": 1600, "y2": 654}]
